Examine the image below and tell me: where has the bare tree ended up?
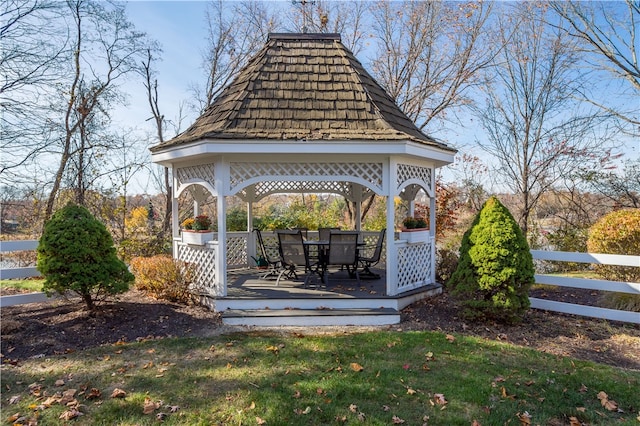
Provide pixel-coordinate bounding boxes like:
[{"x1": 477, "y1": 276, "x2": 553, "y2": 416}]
[
  {"x1": 43, "y1": 0, "x2": 153, "y2": 220},
  {"x1": 0, "y1": 0, "x2": 65, "y2": 180},
  {"x1": 580, "y1": 158, "x2": 640, "y2": 208},
  {"x1": 196, "y1": 0, "x2": 280, "y2": 110},
  {"x1": 141, "y1": 48, "x2": 172, "y2": 234},
  {"x1": 369, "y1": 0, "x2": 497, "y2": 132},
  {"x1": 550, "y1": 0, "x2": 640, "y2": 128},
  {"x1": 476, "y1": 2, "x2": 620, "y2": 236},
  {"x1": 285, "y1": 0, "x2": 370, "y2": 55}
]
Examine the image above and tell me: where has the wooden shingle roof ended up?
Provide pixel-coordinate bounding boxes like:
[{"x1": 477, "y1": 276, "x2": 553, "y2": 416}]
[{"x1": 151, "y1": 33, "x2": 453, "y2": 152}]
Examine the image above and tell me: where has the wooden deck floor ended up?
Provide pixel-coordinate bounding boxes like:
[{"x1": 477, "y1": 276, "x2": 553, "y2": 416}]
[{"x1": 226, "y1": 266, "x2": 388, "y2": 299}]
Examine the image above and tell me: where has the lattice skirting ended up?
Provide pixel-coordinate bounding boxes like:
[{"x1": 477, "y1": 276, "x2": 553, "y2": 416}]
[
  {"x1": 395, "y1": 242, "x2": 433, "y2": 292},
  {"x1": 178, "y1": 244, "x2": 222, "y2": 296},
  {"x1": 227, "y1": 235, "x2": 248, "y2": 268}
]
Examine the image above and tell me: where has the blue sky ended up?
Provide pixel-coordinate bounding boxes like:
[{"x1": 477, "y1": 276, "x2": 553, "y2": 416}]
[{"x1": 117, "y1": 1, "x2": 638, "y2": 194}]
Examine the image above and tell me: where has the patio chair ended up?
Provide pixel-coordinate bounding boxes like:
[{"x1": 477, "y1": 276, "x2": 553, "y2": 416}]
[
  {"x1": 276, "y1": 230, "x2": 315, "y2": 286},
  {"x1": 323, "y1": 230, "x2": 360, "y2": 285},
  {"x1": 254, "y1": 229, "x2": 282, "y2": 280},
  {"x1": 291, "y1": 227, "x2": 309, "y2": 240},
  {"x1": 318, "y1": 227, "x2": 340, "y2": 242},
  {"x1": 357, "y1": 228, "x2": 385, "y2": 279}
]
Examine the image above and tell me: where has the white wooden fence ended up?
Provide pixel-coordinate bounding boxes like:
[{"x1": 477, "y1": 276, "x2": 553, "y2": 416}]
[
  {"x1": 2, "y1": 239, "x2": 639, "y2": 324},
  {"x1": 531, "y1": 250, "x2": 640, "y2": 324},
  {"x1": 0, "y1": 240, "x2": 39, "y2": 279}
]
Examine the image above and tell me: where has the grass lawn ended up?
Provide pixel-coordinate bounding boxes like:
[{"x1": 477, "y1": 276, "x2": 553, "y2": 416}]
[
  {"x1": 2, "y1": 331, "x2": 638, "y2": 425},
  {"x1": 0, "y1": 278, "x2": 44, "y2": 293}
]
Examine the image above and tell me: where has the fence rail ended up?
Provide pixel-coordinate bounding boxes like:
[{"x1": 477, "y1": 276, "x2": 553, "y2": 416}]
[
  {"x1": 0, "y1": 240, "x2": 39, "y2": 280},
  {"x1": 531, "y1": 250, "x2": 640, "y2": 324}
]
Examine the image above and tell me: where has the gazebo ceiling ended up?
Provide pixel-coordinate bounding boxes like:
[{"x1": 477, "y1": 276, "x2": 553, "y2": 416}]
[{"x1": 150, "y1": 33, "x2": 455, "y2": 154}]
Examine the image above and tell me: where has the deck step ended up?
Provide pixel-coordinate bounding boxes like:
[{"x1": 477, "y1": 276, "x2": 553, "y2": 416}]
[{"x1": 222, "y1": 307, "x2": 400, "y2": 326}]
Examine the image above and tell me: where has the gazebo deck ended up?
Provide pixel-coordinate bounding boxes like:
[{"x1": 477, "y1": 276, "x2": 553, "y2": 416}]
[
  {"x1": 209, "y1": 265, "x2": 442, "y2": 326},
  {"x1": 226, "y1": 266, "x2": 389, "y2": 299}
]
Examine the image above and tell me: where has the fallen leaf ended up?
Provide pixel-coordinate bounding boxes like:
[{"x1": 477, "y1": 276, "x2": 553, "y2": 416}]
[
  {"x1": 382, "y1": 405, "x2": 390, "y2": 411},
  {"x1": 579, "y1": 384, "x2": 588, "y2": 393},
  {"x1": 350, "y1": 362, "x2": 364, "y2": 372},
  {"x1": 143, "y1": 397, "x2": 160, "y2": 414},
  {"x1": 569, "y1": 416, "x2": 581, "y2": 426},
  {"x1": 156, "y1": 412, "x2": 167, "y2": 421},
  {"x1": 407, "y1": 388, "x2": 416, "y2": 395},
  {"x1": 445, "y1": 334, "x2": 455, "y2": 342},
  {"x1": 9, "y1": 395, "x2": 21, "y2": 404},
  {"x1": 55, "y1": 379, "x2": 65, "y2": 387},
  {"x1": 111, "y1": 388, "x2": 127, "y2": 398},
  {"x1": 266, "y1": 345, "x2": 279, "y2": 354},
  {"x1": 60, "y1": 389, "x2": 77, "y2": 405},
  {"x1": 167, "y1": 405, "x2": 180, "y2": 413},
  {"x1": 597, "y1": 391, "x2": 619, "y2": 411},
  {"x1": 357, "y1": 412, "x2": 366, "y2": 421},
  {"x1": 402, "y1": 364, "x2": 410, "y2": 370},
  {"x1": 59, "y1": 408, "x2": 83, "y2": 421},
  {"x1": 302, "y1": 406, "x2": 311, "y2": 414},
  {"x1": 434, "y1": 393, "x2": 447, "y2": 405},
  {"x1": 349, "y1": 404, "x2": 358, "y2": 413},
  {"x1": 256, "y1": 416, "x2": 266, "y2": 424},
  {"x1": 392, "y1": 415, "x2": 405, "y2": 423},
  {"x1": 7, "y1": 413, "x2": 20, "y2": 422},
  {"x1": 516, "y1": 411, "x2": 532, "y2": 425}
]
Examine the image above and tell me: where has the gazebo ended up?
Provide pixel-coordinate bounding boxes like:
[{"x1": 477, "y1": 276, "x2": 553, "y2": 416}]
[{"x1": 150, "y1": 33, "x2": 456, "y2": 325}]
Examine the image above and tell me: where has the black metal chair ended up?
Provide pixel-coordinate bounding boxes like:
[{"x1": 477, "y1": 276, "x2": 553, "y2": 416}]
[
  {"x1": 322, "y1": 230, "x2": 360, "y2": 285},
  {"x1": 357, "y1": 229, "x2": 385, "y2": 279},
  {"x1": 318, "y1": 227, "x2": 340, "y2": 242},
  {"x1": 254, "y1": 229, "x2": 281, "y2": 280},
  {"x1": 276, "y1": 230, "x2": 315, "y2": 286}
]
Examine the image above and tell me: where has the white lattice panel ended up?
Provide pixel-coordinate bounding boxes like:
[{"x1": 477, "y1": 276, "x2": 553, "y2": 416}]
[
  {"x1": 230, "y1": 162, "x2": 383, "y2": 191},
  {"x1": 396, "y1": 163, "x2": 432, "y2": 191},
  {"x1": 227, "y1": 235, "x2": 248, "y2": 268},
  {"x1": 255, "y1": 180, "x2": 354, "y2": 199},
  {"x1": 176, "y1": 164, "x2": 216, "y2": 188},
  {"x1": 178, "y1": 244, "x2": 221, "y2": 296},
  {"x1": 395, "y1": 242, "x2": 433, "y2": 292}
]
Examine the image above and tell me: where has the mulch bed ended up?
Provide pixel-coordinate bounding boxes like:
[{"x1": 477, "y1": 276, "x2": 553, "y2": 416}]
[{"x1": 1, "y1": 287, "x2": 639, "y2": 370}]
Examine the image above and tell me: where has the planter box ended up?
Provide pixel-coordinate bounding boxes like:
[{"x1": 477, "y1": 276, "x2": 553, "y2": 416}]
[
  {"x1": 399, "y1": 229, "x2": 430, "y2": 244},
  {"x1": 182, "y1": 231, "x2": 214, "y2": 246}
]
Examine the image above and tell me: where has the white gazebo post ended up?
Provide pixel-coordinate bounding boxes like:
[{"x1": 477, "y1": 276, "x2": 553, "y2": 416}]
[{"x1": 429, "y1": 167, "x2": 437, "y2": 284}]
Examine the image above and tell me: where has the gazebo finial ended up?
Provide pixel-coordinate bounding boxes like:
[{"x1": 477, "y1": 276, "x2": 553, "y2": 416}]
[{"x1": 292, "y1": 0, "x2": 315, "y2": 34}]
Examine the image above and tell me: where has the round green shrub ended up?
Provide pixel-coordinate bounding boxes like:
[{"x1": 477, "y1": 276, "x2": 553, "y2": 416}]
[
  {"x1": 587, "y1": 208, "x2": 640, "y2": 282},
  {"x1": 37, "y1": 203, "x2": 134, "y2": 310},
  {"x1": 447, "y1": 196, "x2": 534, "y2": 324},
  {"x1": 587, "y1": 208, "x2": 640, "y2": 312}
]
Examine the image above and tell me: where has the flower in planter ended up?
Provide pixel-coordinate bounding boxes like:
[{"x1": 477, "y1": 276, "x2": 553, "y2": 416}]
[
  {"x1": 181, "y1": 218, "x2": 195, "y2": 230},
  {"x1": 181, "y1": 215, "x2": 212, "y2": 231},
  {"x1": 402, "y1": 216, "x2": 427, "y2": 229}
]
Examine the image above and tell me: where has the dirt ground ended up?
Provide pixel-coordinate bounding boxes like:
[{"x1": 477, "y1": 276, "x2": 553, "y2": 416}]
[{"x1": 1, "y1": 287, "x2": 639, "y2": 370}]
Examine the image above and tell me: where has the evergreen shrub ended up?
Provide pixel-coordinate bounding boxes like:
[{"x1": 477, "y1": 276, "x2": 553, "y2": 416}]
[
  {"x1": 447, "y1": 196, "x2": 534, "y2": 323},
  {"x1": 37, "y1": 203, "x2": 134, "y2": 310},
  {"x1": 130, "y1": 255, "x2": 197, "y2": 304}
]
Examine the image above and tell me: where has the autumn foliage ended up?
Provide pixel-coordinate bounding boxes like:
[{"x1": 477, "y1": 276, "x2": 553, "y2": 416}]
[
  {"x1": 587, "y1": 208, "x2": 640, "y2": 283},
  {"x1": 129, "y1": 255, "x2": 197, "y2": 304},
  {"x1": 36, "y1": 203, "x2": 133, "y2": 310},
  {"x1": 447, "y1": 196, "x2": 534, "y2": 324}
]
